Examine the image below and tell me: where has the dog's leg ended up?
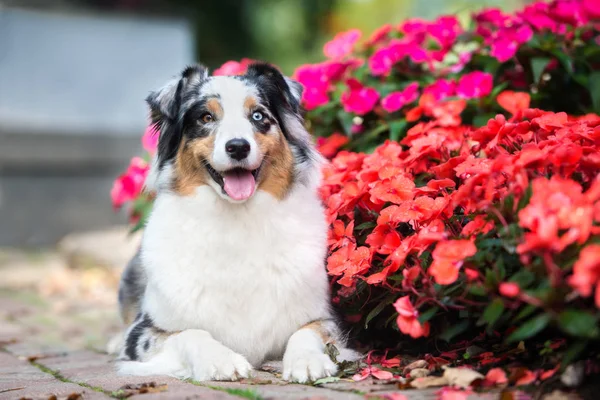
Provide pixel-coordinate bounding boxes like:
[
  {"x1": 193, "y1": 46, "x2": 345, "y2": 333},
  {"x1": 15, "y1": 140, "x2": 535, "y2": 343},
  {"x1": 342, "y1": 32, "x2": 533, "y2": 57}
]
[
  {"x1": 117, "y1": 313, "x2": 253, "y2": 381},
  {"x1": 282, "y1": 319, "x2": 360, "y2": 383}
]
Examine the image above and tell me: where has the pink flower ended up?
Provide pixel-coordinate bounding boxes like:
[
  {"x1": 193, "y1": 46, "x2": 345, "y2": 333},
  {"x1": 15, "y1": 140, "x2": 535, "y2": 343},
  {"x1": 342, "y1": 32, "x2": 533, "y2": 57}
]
[
  {"x1": 394, "y1": 296, "x2": 430, "y2": 338},
  {"x1": 294, "y1": 64, "x2": 330, "y2": 110},
  {"x1": 423, "y1": 79, "x2": 456, "y2": 101},
  {"x1": 583, "y1": 0, "x2": 600, "y2": 19},
  {"x1": 456, "y1": 71, "x2": 493, "y2": 99},
  {"x1": 324, "y1": 29, "x2": 362, "y2": 59},
  {"x1": 428, "y1": 16, "x2": 462, "y2": 49},
  {"x1": 399, "y1": 18, "x2": 429, "y2": 36},
  {"x1": 499, "y1": 282, "x2": 521, "y2": 298},
  {"x1": 340, "y1": 79, "x2": 380, "y2": 115},
  {"x1": 366, "y1": 24, "x2": 393, "y2": 46},
  {"x1": 369, "y1": 42, "x2": 403, "y2": 76},
  {"x1": 213, "y1": 58, "x2": 254, "y2": 76},
  {"x1": 142, "y1": 123, "x2": 160, "y2": 154},
  {"x1": 490, "y1": 38, "x2": 519, "y2": 62},
  {"x1": 111, "y1": 157, "x2": 149, "y2": 209},
  {"x1": 381, "y1": 82, "x2": 420, "y2": 113}
]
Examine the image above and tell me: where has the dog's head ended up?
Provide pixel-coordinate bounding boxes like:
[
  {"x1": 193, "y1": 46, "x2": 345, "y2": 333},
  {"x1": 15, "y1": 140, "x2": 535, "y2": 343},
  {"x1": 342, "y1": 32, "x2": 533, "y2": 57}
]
[{"x1": 145, "y1": 63, "x2": 320, "y2": 203}]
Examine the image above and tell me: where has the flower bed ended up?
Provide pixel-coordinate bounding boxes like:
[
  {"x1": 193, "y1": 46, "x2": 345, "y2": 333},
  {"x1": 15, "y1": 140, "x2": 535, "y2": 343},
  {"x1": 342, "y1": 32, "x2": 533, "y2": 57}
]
[{"x1": 113, "y1": 0, "x2": 600, "y2": 389}]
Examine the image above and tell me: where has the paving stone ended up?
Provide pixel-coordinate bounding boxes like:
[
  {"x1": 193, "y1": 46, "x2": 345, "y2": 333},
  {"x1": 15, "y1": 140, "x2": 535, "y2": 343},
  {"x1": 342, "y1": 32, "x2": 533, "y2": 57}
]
[
  {"x1": 127, "y1": 383, "x2": 240, "y2": 400},
  {"x1": 210, "y1": 381, "x2": 364, "y2": 400},
  {"x1": 0, "y1": 350, "x2": 111, "y2": 400}
]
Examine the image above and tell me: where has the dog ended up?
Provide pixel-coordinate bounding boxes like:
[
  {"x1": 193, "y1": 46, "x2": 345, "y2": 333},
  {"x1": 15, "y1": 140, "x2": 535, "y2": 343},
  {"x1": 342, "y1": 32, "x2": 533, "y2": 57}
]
[{"x1": 111, "y1": 63, "x2": 359, "y2": 383}]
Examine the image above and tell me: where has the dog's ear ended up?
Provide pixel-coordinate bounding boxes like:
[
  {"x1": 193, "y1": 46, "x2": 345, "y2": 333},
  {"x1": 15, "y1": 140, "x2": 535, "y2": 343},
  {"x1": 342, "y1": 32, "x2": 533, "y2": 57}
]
[
  {"x1": 147, "y1": 64, "x2": 208, "y2": 168},
  {"x1": 245, "y1": 63, "x2": 321, "y2": 187},
  {"x1": 146, "y1": 65, "x2": 209, "y2": 126},
  {"x1": 245, "y1": 63, "x2": 303, "y2": 114}
]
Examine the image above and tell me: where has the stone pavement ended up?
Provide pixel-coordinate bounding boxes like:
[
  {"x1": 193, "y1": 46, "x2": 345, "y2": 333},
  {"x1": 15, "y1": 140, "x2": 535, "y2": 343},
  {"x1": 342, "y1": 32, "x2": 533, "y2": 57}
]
[{"x1": 0, "y1": 239, "x2": 498, "y2": 400}]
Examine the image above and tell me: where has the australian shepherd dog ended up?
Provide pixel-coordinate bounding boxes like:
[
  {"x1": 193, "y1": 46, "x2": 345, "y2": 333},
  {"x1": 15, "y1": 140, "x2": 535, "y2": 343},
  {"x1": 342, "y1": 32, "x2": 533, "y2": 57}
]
[{"x1": 111, "y1": 63, "x2": 359, "y2": 383}]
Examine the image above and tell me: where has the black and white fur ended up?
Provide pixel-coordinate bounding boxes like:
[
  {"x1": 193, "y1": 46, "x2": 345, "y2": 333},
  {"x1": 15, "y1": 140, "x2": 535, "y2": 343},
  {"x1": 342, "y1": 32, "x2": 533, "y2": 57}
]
[{"x1": 111, "y1": 63, "x2": 359, "y2": 382}]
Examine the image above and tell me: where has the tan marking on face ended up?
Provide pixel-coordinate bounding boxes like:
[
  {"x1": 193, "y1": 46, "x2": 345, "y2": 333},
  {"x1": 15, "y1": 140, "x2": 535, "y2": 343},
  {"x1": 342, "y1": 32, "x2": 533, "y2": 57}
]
[
  {"x1": 172, "y1": 136, "x2": 215, "y2": 196},
  {"x1": 206, "y1": 98, "x2": 224, "y2": 119},
  {"x1": 254, "y1": 127, "x2": 294, "y2": 200},
  {"x1": 244, "y1": 96, "x2": 258, "y2": 113},
  {"x1": 302, "y1": 321, "x2": 335, "y2": 344}
]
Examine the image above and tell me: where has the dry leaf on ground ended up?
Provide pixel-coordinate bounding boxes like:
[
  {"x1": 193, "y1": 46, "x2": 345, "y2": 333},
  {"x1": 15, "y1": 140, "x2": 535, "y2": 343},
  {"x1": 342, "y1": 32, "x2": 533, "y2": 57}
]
[{"x1": 442, "y1": 366, "x2": 484, "y2": 389}]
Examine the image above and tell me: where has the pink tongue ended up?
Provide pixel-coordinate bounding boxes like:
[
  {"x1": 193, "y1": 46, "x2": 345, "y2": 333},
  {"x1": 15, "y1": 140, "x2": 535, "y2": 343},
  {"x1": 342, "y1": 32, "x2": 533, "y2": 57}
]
[{"x1": 223, "y1": 170, "x2": 256, "y2": 201}]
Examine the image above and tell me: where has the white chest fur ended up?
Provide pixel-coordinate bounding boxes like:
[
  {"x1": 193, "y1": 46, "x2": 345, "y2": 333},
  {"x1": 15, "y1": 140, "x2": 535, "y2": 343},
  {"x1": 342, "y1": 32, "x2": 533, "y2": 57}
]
[{"x1": 140, "y1": 186, "x2": 331, "y2": 366}]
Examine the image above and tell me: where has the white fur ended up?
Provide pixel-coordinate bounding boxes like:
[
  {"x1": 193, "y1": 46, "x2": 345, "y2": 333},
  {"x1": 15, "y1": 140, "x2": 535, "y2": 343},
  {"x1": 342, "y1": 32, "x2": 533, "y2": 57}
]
[
  {"x1": 283, "y1": 328, "x2": 338, "y2": 383},
  {"x1": 119, "y1": 330, "x2": 252, "y2": 381},
  {"x1": 120, "y1": 179, "x2": 333, "y2": 380}
]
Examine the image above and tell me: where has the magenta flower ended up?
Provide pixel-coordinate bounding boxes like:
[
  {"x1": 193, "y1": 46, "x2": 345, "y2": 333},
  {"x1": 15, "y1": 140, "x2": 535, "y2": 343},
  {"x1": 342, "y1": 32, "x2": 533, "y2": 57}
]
[
  {"x1": 490, "y1": 38, "x2": 519, "y2": 62},
  {"x1": 323, "y1": 29, "x2": 362, "y2": 60},
  {"x1": 142, "y1": 123, "x2": 160, "y2": 154},
  {"x1": 583, "y1": 0, "x2": 600, "y2": 19},
  {"x1": 366, "y1": 24, "x2": 393, "y2": 46},
  {"x1": 341, "y1": 78, "x2": 380, "y2": 115},
  {"x1": 381, "y1": 82, "x2": 420, "y2": 113},
  {"x1": 368, "y1": 39, "x2": 423, "y2": 76},
  {"x1": 428, "y1": 16, "x2": 462, "y2": 49},
  {"x1": 423, "y1": 79, "x2": 456, "y2": 101},
  {"x1": 456, "y1": 71, "x2": 493, "y2": 99},
  {"x1": 399, "y1": 18, "x2": 429, "y2": 36},
  {"x1": 111, "y1": 157, "x2": 149, "y2": 209},
  {"x1": 294, "y1": 64, "x2": 331, "y2": 110}
]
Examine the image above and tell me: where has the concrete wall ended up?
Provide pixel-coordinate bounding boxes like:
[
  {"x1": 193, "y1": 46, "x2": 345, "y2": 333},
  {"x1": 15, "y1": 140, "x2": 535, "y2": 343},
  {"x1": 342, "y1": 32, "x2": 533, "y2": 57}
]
[{"x1": 0, "y1": 7, "x2": 194, "y2": 246}]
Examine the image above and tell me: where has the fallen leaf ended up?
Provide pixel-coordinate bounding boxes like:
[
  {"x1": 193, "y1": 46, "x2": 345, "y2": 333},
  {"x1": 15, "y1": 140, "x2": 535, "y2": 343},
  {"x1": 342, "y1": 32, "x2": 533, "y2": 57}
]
[
  {"x1": 66, "y1": 394, "x2": 83, "y2": 400},
  {"x1": 409, "y1": 368, "x2": 430, "y2": 379},
  {"x1": 371, "y1": 367, "x2": 394, "y2": 380},
  {"x1": 542, "y1": 390, "x2": 581, "y2": 400},
  {"x1": 313, "y1": 376, "x2": 340, "y2": 385},
  {"x1": 381, "y1": 357, "x2": 401, "y2": 368},
  {"x1": 485, "y1": 368, "x2": 508, "y2": 385},
  {"x1": 403, "y1": 359, "x2": 428, "y2": 375},
  {"x1": 410, "y1": 375, "x2": 449, "y2": 389},
  {"x1": 560, "y1": 362, "x2": 585, "y2": 388},
  {"x1": 510, "y1": 368, "x2": 537, "y2": 386},
  {"x1": 540, "y1": 365, "x2": 559, "y2": 381},
  {"x1": 442, "y1": 366, "x2": 484, "y2": 389}
]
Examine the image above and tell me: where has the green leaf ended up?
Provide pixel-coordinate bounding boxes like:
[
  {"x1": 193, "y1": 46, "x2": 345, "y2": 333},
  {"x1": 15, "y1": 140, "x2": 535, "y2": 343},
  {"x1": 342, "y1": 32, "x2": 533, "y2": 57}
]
[
  {"x1": 482, "y1": 298, "x2": 505, "y2": 327},
  {"x1": 440, "y1": 320, "x2": 470, "y2": 342},
  {"x1": 313, "y1": 376, "x2": 340, "y2": 386},
  {"x1": 588, "y1": 71, "x2": 600, "y2": 113},
  {"x1": 365, "y1": 297, "x2": 394, "y2": 329},
  {"x1": 507, "y1": 313, "x2": 551, "y2": 342},
  {"x1": 510, "y1": 269, "x2": 535, "y2": 288},
  {"x1": 531, "y1": 58, "x2": 551, "y2": 84},
  {"x1": 469, "y1": 284, "x2": 487, "y2": 297},
  {"x1": 490, "y1": 82, "x2": 509, "y2": 99},
  {"x1": 558, "y1": 310, "x2": 600, "y2": 338},
  {"x1": 389, "y1": 120, "x2": 407, "y2": 142},
  {"x1": 325, "y1": 343, "x2": 340, "y2": 363},
  {"x1": 418, "y1": 306, "x2": 439, "y2": 324},
  {"x1": 336, "y1": 110, "x2": 355, "y2": 135},
  {"x1": 355, "y1": 221, "x2": 376, "y2": 230},
  {"x1": 513, "y1": 304, "x2": 537, "y2": 323},
  {"x1": 472, "y1": 113, "x2": 495, "y2": 128},
  {"x1": 561, "y1": 340, "x2": 588, "y2": 367},
  {"x1": 517, "y1": 184, "x2": 533, "y2": 211}
]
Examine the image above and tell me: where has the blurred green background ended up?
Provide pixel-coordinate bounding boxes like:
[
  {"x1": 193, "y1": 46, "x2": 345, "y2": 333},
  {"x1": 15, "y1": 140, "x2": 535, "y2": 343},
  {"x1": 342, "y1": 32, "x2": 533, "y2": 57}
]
[{"x1": 74, "y1": 0, "x2": 525, "y2": 74}]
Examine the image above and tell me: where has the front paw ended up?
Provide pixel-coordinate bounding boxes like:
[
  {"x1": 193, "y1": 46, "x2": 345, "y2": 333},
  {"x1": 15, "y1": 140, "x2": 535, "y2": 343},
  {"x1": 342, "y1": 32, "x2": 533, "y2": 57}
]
[
  {"x1": 191, "y1": 345, "x2": 253, "y2": 381},
  {"x1": 282, "y1": 351, "x2": 338, "y2": 383}
]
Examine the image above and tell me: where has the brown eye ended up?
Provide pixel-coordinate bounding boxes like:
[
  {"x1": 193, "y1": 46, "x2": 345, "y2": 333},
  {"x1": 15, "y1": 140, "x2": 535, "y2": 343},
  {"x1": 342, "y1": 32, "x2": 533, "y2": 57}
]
[{"x1": 201, "y1": 113, "x2": 214, "y2": 123}]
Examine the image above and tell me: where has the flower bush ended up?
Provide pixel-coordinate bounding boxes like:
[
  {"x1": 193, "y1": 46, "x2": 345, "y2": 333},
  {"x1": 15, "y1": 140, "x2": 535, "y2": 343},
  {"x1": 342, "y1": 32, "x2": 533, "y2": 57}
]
[
  {"x1": 113, "y1": 0, "x2": 600, "y2": 385},
  {"x1": 299, "y1": 0, "x2": 600, "y2": 154}
]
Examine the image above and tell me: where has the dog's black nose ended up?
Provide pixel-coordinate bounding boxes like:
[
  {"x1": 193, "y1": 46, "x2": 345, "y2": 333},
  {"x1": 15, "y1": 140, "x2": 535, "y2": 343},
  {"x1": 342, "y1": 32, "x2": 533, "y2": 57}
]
[{"x1": 225, "y1": 139, "x2": 251, "y2": 161}]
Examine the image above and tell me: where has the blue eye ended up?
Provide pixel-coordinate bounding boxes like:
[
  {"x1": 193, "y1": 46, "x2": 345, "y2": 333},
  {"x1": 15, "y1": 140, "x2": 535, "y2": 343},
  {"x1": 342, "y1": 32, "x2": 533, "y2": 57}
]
[{"x1": 252, "y1": 111, "x2": 263, "y2": 121}]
